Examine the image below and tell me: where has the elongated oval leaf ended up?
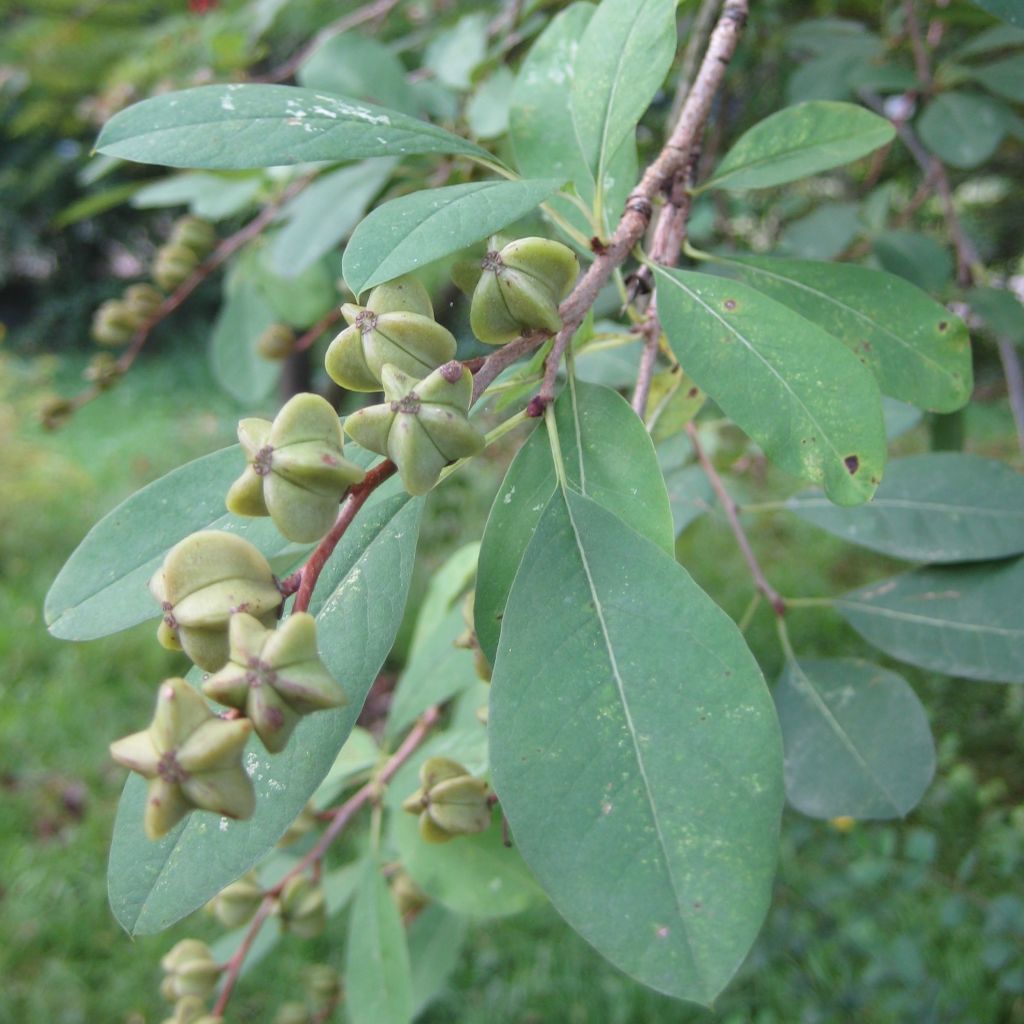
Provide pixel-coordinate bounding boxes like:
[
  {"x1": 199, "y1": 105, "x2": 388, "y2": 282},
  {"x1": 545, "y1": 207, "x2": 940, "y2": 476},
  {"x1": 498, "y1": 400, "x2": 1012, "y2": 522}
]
[
  {"x1": 700, "y1": 101, "x2": 895, "y2": 192},
  {"x1": 475, "y1": 378, "x2": 674, "y2": 662},
  {"x1": 210, "y1": 275, "x2": 281, "y2": 403},
  {"x1": 490, "y1": 490, "x2": 783, "y2": 1005},
  {"x1": 719, "y1": 255, "x2": 972, "y2": 412},
  {"x1": 971, "y1": 0, "x2": 1024, "y2": 30},
  {"x1": 654, "y1": 266, "x2": 886, "y2": 505},
  {"x1": 787, "y1": 453, "x2": 1024, "y2": 563},
  {"x1": 408, "y1": 906, "x2": 468, "y2": 1018},
  {"x1": 776, "y1": 658, "x2": 935, "y2": 820},
  {"x1": 345, "y1": 859, "x2": 414, "y2": 1024},
  {"x1": 45, "y1": 447, "x2": 298, "y2": 641},
  {"x1": 96, "y1": 84, "x2": 490, "y2": 169},
  {"x1": 342, "y1": 178, "x2": 563, "y2": 296},
  {"x1": 570, "y1": 0, "x2": 676, "y2": 206},
  {"x1": 836, "y1": 557, "x2": 1024, "y2": 683},
  {"x1": 107, "y1": 491, "x2": 422, "y2": 935},
  {"x1": 917, "y1": 91, "x2": 1009, "y2": 169}
]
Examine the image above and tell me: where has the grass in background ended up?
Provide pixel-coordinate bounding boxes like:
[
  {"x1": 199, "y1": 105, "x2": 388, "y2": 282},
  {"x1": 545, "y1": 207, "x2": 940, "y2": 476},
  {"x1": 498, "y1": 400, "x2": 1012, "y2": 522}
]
[{"x1": 1, "y1": 351, "x2": 1022, "y2": 1023}]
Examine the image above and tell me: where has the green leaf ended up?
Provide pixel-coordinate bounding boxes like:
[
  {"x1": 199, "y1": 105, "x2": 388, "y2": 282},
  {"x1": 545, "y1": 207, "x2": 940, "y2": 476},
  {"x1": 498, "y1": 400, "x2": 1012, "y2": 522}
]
[
  {"x1": 508, "y1": 3, "x2": 637, "y2": 235},
  {"x1": 775, "y1": 658, "x2": 935, "y2": 819},
  {"x1": 836, "y1": 557, "x2": 1024, "y2": 683},
  {"x1": 424, "y1": 12, "x2": 488, "y2": 90},
  {"x1": 719, "y1": 256, "x2": 972, "y2": 412},
  {"x1": 254, "y1": 247, "x2": 338, "y2": 329},
  {"x1": 132, "y1": 171, "x2": 263, "y2": 220},
  {"x1": 653, "y1": 266, "x2": 886, "y2": 506},
  {"x1": 342, "y1": 178, "x2": 563, "y2": 296},
  {"x1": 298, "y1": 33, "x2": 418, "y2": 114},
  {"x1": 270, "y1": 158, "x2": 397, "y2": 277},
  {"x1": 210, "y1": 273, "x2": 281, "y2": 403},
  {"x1": 408, "y1": 542, "x2": 479, "y2": 656},
  {"x1": 955, "y1": 23, "x2": 1024, "y2": 60},
  {"x1": 345, "y1": 859, "x2": 414, "y2": 1024},
  {"x1": 971, "y1": 54, "x2": 1024, "y2": 102},
  {"x1": 95, "y1": 84, "x2": 490, "y2": 170},
  {"x1": 664, "y1": 463, "x2": 715, "y2": 536},
  {"x1": 917, "y1": 91, "x2": 1009, "y2": 169},
  {"x1": 44, "y1": 447, "x2": 299, "y2": 641},
  {"x1": 490, "y1": 490, "x2": 783, "y2": 1006},
  {"x1": 475, "y1": 379, "x2": 674, "y2": 663},
  {"x1": 408, "y1": 905, "x2": 468, "y2": 1018},
  {"x1": 872, "y1": 230, "x2": 953, "y2": 293},
  {"x1": 107, "y1": 491, "x2": 422, "y2": 935},
  {"x1": 971, "y1": 0, "x2": 1024, "y2": 28},
  {"x1": 969, "y1": 285, "x2": 1024, "y2": 345},
  {"x1": 787, "y1": 453, "x2": 1024, "y2": 563},
  {"x1": 777, "y1": 202, "x2": 862, "y2": 260},
  {"x1": 466, "y1": 67, "x2": 515, "y2": 139},
  {"x1": 570, "y1": 0, "x2": 677, "y2": 212},
  {"x1": 53, "y1": 182, "x2": 143, "y2": 228},
  {"x1": 700, "y1": 101, "x2": 895, "y2": 192}
]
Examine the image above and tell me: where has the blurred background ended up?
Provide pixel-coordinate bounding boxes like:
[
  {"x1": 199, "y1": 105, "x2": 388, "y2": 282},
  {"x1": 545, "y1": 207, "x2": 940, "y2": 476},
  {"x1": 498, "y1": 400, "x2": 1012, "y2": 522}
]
[{"x1": 2, "y1": 0, "x2": 1023, "y2": 1021}]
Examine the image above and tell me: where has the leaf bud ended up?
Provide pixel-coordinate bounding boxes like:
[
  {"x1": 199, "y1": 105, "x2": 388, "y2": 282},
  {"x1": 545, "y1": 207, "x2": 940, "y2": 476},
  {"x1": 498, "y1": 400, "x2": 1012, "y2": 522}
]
[
  {"x1": 171, "y1": 215, "x2": 217, "y2": 257},
  {"x1": 110, "y1": 678, "x2": 256, "y2": 838},
  {"x1": 149, "y1": 530, "x2": 282, "y2": 672},
  {"x1": 324, "y1": 274, "x2": 457, "y2": 391},
  {"x1": 401, "y1": 756, "x2": 492, "y2": 843},
  {"x1": 278, "y1": 801, "x2": 319, "y2": 847},
  {"x1": 159, "y1": 939, "x2": 222, "y2": 1002},
  {"x1": 344, "y1": 361, "x2": 484, "y2": 495},
  {"x1": 226, "y1": 392, "x2": 365, "y2": 543},
  {"x1": 206, "y1": 870, "x2": 263, "y2": 928},
  {"x1": 278, "y1": 874, "x2": 327, "y2": 939},
  {"x1": 204, "y1": 612, "x2": 347, "y2": 753},
  {"x1": 470, "y1": 236, "x2": 579, "y2": 345},
  {"x1": 91, "y1": 298, "x2": 142, "y2": 346},
  {"x1": 123, "y1": 282, "x2": 165, "y2": 319},
  {"x1": 257, "y1": 323, "x2": 297, "y2": 361}
]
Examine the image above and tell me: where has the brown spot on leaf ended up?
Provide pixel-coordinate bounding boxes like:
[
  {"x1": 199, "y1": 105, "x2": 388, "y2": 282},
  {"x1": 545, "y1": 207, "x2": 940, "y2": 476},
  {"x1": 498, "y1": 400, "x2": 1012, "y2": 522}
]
[
  {"x1": 844, "y1": 454, "x2": 860, "y2": 474},
  {"x1": 723, "y1": 299, "x2": 737, "y2": 311},
  {"x1": 938, "y1": 321, "x2": 948, "y2": 332}
]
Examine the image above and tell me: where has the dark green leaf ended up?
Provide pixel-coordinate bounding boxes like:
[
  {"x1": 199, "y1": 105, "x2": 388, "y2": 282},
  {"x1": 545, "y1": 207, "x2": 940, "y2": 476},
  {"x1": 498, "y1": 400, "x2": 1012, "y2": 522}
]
[
  {"x1": 776, "y1": 658, "x2": 935, "y2": 819},
  {"x1": 969, "y1": 285, "x2": 1024, "y2": 345},
  {"x1": 475, "y1": 379, "x2": 674, "y2": 662},
  {"x1": 778, "y1": 202, "x2": 862, "y2": 260},
  {"x1": 872, "y1": 230, "x2": 953, "y2": 293},
  {"x1": 970, "y1": 0, "x2": 1024, "y2": 28},
  {"x1": 971, "y1": 55, "x2": 1024, "y2": 102},
  {"x1": 107, "y1": 491, "x2": 422, "y2": 934},
  {"x1": 45, "y1": 447, "x2": 298, "y2": 641},
  {"x1": 917, "y1": 91, "x2": 1009, "y2": 168},
  {"x1": 270, "y1": 158, "x2": 397, "y2": 277},
  {"x1": 96, "y1": 85, "x2": 489, "y2": 169},
  {"x1": 836, "y1": 557, "x2": 1024, "y2": 683},
  {"x1": 787, "y1": 453, "x2": 1024, "y2": 563},
  {"x1": 700, "y1": 101, "x2": 895, "y2": 192},
  {"x1": 345, "y1": 859, "x2": 414, "y2": 1024},
  {"x1": 490, "y1": 490, "x2": 783, "y2": 1005},
  {"x1": 342, "y1": 178, "x2": 563, "y2": 296},
  {"x1": 720, "y1": 255, "x2": 972, "y2": 411},
  {"x1": 654, "y1": 266, "x2": 886, "y2": 505},
  {"x1": 955, "y1": 24, "x2": 1024, "y2": 60},
  {"x1": 408, "y1": 906, "x2": 468, "y2": 1018},
  {"x1": 254, "y1": 247, "x2": 338, "y2": 329},
  {"x1": 210, "y1": 273, "x2": 281, "y2": 403}
]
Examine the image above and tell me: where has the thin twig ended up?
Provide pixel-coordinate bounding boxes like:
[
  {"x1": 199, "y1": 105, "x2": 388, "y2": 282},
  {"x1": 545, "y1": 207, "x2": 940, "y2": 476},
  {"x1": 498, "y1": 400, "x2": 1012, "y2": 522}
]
[
  {"x1": 668, "y1": 0, "x2": 724, "y2": 127},
  {"x1": 254, "y1": 0, "x2": 404, "y2": 84},
  {"x1": 686, "y1": 422, "x2": 786, "y2": 617},
  {"x1": 294, "y1": 306, "x2": 346, "y2": 354},
  {"x1": 292, "y1": 460, "x2": 398, "y2": 613},
  {"x1": 211, "y1": 705, "x2": 441, "y2": 1017}
]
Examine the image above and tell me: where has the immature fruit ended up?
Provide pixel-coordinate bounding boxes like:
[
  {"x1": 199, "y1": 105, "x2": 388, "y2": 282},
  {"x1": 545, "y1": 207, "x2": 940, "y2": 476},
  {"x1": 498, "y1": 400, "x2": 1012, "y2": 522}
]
[
  {"x1": 38, "y1": 396, "x2": 73, "y2": 430},
  {"x1": 171, "y1": 215, "x2": 217, "y2": 256},
  {"x1": 91, "y1": 298, "x2": 142, "y2": 346},
  {"x1": 160, "y1": 939, "x2": 223, "y2": 1001},
  {"x1": 454, "y1": 591, "x2": 492, "y2": 683},
  {"x1": 159, "y1": 995, "x2": 211, "y2": 1024},
  {"x1": 303, "y1": 964, "x2": 341, "y2": 1012},
  {"x1": 257, "y1": 323, "x2": 297, "y2": 361},
  {"x1": 123, "y1": 282, "x2": 165, "y2": 319},
  {"x1": 84, "y1": 352, "x2": 122, "y2": 391},
  {"x1": 150, "y1": 531, "x2": 282, "y2": 672},
  {"x1": 278, "y1": 875, "x2": 327, "y2": 939},
  {"x1": 470, "y1": 236, "x2": 579, "y2": 345},
  {"x1": 390, "y1": 870, "x2": 427, "y2": 917},
  {"x1": 272, "y1": 1004, "x2": 311, "y2": 1024},
  {"x1": 324, "y1": 275, "x2": 457, "y2": 391},
  {"x1": 111, "y1": 678, "x2": 256, "y2": 839},
  {"x1": 401, "y1": 756, "x2": 492, "y2": 843},
  {"x1": 204, "y1": 612, "x2": 347, "y2": 753},
  {"x1": 152, "y1": 241, "x2": 200, "y2": 291},
  {"x1": 226, "y1": 392, "x2": 365, "y2": 543},
  {"x1": 344, "y1": 361, "x2": 484, "y2": 495},
  {"x1": 206, "y1": 870, "x2": 263, "y2": 928}
]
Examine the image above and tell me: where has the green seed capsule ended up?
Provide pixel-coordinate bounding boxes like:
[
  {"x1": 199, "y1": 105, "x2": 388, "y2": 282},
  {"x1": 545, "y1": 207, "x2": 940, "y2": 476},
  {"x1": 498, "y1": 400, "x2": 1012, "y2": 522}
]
[
  {"x1": 206, "y1": 870, "x2": 263, "y2": 928},
  {"x1": 256, "y1": 323, "x2": 297, "y2": 361},
  {"x1": 91, "y1": 298, "x2": 143, "y2": 346},
  {"x1": 123, "y1": 283, "x2": 165, "y2": 319},
  {"x1": 324, "y1": 275, "x2": 457, "y2": 392},
  {"x1": 278, "y1": 875, "x2": 327, "y2": 939},
  {"x1": 344, "y1": 361, "x2": 484, "y2": 496},
  {"x1": 400, "y1": 756, "x2": 492, "y2": 843},
  {"x1": 170, "y1": 216, "x2": 217, "y2": 257},
  {"x1": 469, "y1": 236, "x2": 579, "y2": 345},
  {"x1": 159, "y1": 939, "x2": 223, "y2": 1002}
]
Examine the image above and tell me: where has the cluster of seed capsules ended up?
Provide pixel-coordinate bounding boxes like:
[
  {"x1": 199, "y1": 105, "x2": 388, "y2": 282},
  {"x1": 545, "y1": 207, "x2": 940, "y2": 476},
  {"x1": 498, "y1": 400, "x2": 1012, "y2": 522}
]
[{"x1": 109, "y1": 235, "x2": 579, "y2": 843}]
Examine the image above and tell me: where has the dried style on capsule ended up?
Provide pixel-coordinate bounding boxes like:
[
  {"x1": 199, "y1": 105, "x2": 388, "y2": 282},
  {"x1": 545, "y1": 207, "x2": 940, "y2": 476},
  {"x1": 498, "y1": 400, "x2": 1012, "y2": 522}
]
[
  {"x1": 325, "y1": 275, "x2": 458, "y2": 392},
  {"x1": 226, "y1": 392, "x2": 365, "y2": 543},
  {"x1": 344, "y1": 361, "x2": 484, "y2": 495},
  {"x1": 110, "y1": 678, "x2": 256, "y2": 838}
]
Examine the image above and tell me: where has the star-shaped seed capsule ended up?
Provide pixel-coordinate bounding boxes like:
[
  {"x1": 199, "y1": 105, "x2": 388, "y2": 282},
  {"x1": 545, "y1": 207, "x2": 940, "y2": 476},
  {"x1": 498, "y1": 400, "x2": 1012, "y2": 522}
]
[
  {"x1": 343, "y1": 361, "x2": 485, "y2": 495},
  {"x1": 226, "y1": 392, "x2": 366, "y2": 543},
  {"x1": 150, "y1": 531, "x2": 282, "y2": 673},
  {"x1": 203, "y1": 612, "x2": 346, "y2": 753},
  {"x1": 401, "y1": 756, "x2": 492, "y2": 843},
  {"x1": 324, "y1": 275, "x2": 458, "y2": 392},
  {"x1": 110, "y1": 677, "x2": 255, "y2": 839}
]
